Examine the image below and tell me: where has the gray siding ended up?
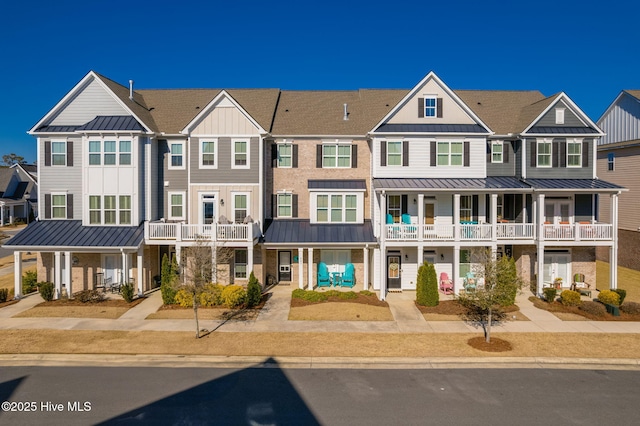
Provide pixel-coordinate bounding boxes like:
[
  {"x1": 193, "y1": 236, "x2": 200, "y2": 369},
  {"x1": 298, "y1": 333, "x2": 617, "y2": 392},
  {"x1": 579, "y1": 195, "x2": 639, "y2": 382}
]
[
  {"x1": 150, "y1": 139, "x2": 159, "y2": 221},
  {"x1": 535, "y1": 100, "x2": 585, "y2": 127},
  {"x1": 525, "y1": 137, "x2": 594, "y2": 179},
  {"x1": 190, "y1": 137, "x2": 259, "y2": 184},
  {"x1": 160, "y1": 139, "x2": 189, "y2": 220},
  {"x1": 137, "y1": 137, "x2": 146, "y2": 224},
  {"x1": 39, "y1": 136, "x2": 83, "y2": 219},
  {"x1": 486, "y1": 141, "x2": 515, "y2": 176},
  {"x1": 598, "y1": 93, "x2": 640, "y2": 145}
]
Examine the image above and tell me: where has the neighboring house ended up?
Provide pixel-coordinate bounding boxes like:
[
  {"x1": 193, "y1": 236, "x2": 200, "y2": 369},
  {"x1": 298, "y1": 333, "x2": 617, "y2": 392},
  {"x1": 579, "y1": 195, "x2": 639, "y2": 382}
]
[
  {"x1": 4, "y1": 70, "x2": 623, "y2": 300},
  {"x1": 0, "y1": 164, "x2": 37, "y2": 226},
  {"x1": 596, "y1": 90, "x2": 640, "y2": 270}
]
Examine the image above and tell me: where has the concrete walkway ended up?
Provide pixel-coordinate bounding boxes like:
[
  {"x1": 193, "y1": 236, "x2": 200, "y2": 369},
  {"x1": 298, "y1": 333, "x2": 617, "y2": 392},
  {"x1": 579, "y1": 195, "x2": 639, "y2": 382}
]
[{"x1": 2, "y1": 286, "x2": 640, "y2": 334}]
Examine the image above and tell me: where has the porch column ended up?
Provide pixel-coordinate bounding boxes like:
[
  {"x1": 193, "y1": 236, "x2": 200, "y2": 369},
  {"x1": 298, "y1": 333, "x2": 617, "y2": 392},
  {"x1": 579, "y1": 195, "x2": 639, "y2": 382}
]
[
  {"x1": 610, "y1": 193, "x2": 619, "y2": 289},
  {"x1": 14, "y1": 251, "x2": 22, "y2": 299},
  {"x1": 491, "y1": 193, "x2": 498, "y2": 242},
  {"x1": 532, "y1": 196, "x2": 537, "y2": 239},
  {"x1": 537, "y1": 193, "x2": 545, "y2": 242},
  {"x1": 522, "y1": 194, "x2": 527, "y2": 223},
  {"x1": 1, "y1": 205, "x2": 4, "y2": 226},
  {"x1": 307, "y1": 248, "x2": 314, "y2": 290},
  {"x1": 363, "y1": 246, "x2": 369, "y2": 291},
  {"x1": 379, "y1": 192, "x2": 387, "y2": 300},
  {"x1": 121, "y1": 251, "x2": 128, "y2": 284},
  {"x1": 453, "y1": 193, "x2": 460, "y2": 240},
  {"x1": 380, "y1": 192, "x2": 387, "y2": 242},
  {"x1": 537, "y1": 244, "x2": 545, "y2": 296},
  {"x1": 64, "y1": 251, "x2": 71, "y2": 297},
  {"x1": 54, "y1": 251, "x2": 62, "y2": 300},
  {"x1": 9, "y1": 205, "x2": 14, "y2": 224},
  {"x1": 417, "y1": 193, "x2": 425, "y2": 240},
  {"x1": 137, "y1": 247, "x2": 144, "y2": 296},
  {"x1": 247, "y1": 245, "x2": 254, "y2": 279},
  {"x1": 453, "y1": 246, "x2": 460, "y2": 294},
  {"x1": 298, "y1": 248, "x2": 304, "y2": 289}
]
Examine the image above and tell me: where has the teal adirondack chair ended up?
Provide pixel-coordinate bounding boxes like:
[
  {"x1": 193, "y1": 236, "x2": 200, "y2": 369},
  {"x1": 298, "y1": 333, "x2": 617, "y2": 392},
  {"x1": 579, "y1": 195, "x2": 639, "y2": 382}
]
[
  {"x1": 464, "y1": 272, "x2": 477, "y2": 292},
  {"x1": 341, "y1": 263, "x2": 355, "y2": 288},
  {"x1": 317, "y1": 262, "x2": 331, "y2": 287}
]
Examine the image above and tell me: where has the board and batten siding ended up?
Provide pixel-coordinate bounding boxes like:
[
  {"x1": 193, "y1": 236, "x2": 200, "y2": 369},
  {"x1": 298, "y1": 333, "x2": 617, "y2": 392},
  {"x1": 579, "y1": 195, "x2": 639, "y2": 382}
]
[
  {"x1": 534, "y1": 100, "x2": 585, "y2": 128},
  {"x1": 39, "y1": 136, "x2": 83, "y2": 219},
  {"x1": 372, "y1": 137, "x2": 486, "y2": 179},
  {"x1": 597, "y1": 145, "x2": 640, "y2": 231},
  {"x1": 190, "y1": 137, "x2": 259, "y2": 184},
  {"x1": 191, "y1": 103, "x2": 260, "y2": 135},
  {"x1": 598, "y1": 93, "x2": 640, "y2": 145},
  {"x1": 525, "y1": 137, "x2": 595, "y2": 179},
  {"x1": 49, "y1": 78, "x2": 129, "y2": 126}
]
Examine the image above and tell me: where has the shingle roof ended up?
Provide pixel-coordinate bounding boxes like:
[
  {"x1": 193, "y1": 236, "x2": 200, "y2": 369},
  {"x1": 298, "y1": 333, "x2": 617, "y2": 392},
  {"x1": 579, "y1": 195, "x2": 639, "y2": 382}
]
[
  {"x1": 307, "y1": 180, "x2": 367, "y2": 190},
  {"x1": 3, "y1": 221, "x2": 144, "y2": 249},
  {"x1": 76, "y1": 116, "x2": 144, "y2": 131},
  {"x1": 373, "y1": 177, "x2": 531, "y2": 191},
  {"x1": 263, "y1": 219, "x2": 376, "y2": 245},
  {"x1": 624, "y1": 90, "x2": 640, "y2": 101}
]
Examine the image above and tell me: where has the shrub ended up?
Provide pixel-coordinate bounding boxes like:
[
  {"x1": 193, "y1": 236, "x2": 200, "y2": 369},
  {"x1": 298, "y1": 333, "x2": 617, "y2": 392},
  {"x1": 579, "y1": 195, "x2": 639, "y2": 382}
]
[
  {"x1": 120, "y1": 283, "x2": 134, "y2": 303},
  {"x1": 543, "y1": 287, "x2": 557, "y2": 303},
  {"x1": 416, "y1": 262, "x2": 438, "y2": 307},
  {"x1": 174, "y1": 288, "x2": 194, "y2": 308},
  {"x1": 160, "y1": 253, "x2": 179, "y2": 305},
  {"x1": 246, "y1": 272, "x2": 262, "y2": 308},
  {"x1": 291, "y1": 289, "x2": 328, "y2": 302},
  {"x1": 38, "y1": 282, "x2": 55, "y2": 301},
  {"x1": 221, "y1": 285, "x2": 246, "y2": 308},
  {"x1": 337, "y1": 291, "x2": 358, "y2": 300},
  {"x1": 22, "y1": 270, "x2": 38, "y2": 294},
  {"x1": 620, "y1": 301, "x2": 640, "y2": 315},
  {"x1": 598, "y1": 290, "x2": 621, "y2": 306},
  {"x1": 579, "y1": 301, "x2": 607, "y2": 317},
  {"x1": 74, "y1": 289, "x2": 105, "y2": 303},
  {"x1": 0, "y1": 288, "x2": 8, "y2": 302},
  {"x1": 613, "y1": 289, "x2": 627, "y2": 305},
  {"x1": 200, "y1": 284, "x2": 224, "y2": 307},
  {"x1": 560, "y1": 290, "x2": 582, "y2": 307},
  {"x1": 359, "y1": 290, "x2": 375, "y2": 297},
  {"x1": 291, "y1": 288, "x2": 306, "y2": 299},
  {"x1": 496, "y1": 256, "x2": 518, "y2": 306}
]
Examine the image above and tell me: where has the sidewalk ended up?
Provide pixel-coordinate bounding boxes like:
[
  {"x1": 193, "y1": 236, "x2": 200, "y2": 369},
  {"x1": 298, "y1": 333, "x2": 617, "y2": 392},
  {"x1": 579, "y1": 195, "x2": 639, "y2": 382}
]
[{"x1": 2, "y1": 286, "x2": 640, "y2": 334}]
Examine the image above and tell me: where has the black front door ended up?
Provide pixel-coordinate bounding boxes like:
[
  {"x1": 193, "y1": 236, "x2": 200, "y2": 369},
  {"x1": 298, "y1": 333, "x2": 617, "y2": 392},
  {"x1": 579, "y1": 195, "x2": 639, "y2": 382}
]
[
  {"x1": 278, "y1": 251, "x2": 291, "y2": 282},
  {"x1": 387, "y1": 254, "x2": 401, "y2": 289}
]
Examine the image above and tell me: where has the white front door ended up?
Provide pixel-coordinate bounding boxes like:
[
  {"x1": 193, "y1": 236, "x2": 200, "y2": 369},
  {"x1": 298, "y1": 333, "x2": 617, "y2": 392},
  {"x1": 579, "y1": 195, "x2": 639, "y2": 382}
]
[
  {"x1": 200, "y1": 194, "x2": 217, "y2": 225},
  {"x1": 545, "y1": 199, "x2": 572, "y2": 224},
  {"x1": 543, "y1": 252, "x2": 570, "y2": 285},
  {"x1": 103, "y1": 254, "x2": 122, "y2": 285}
]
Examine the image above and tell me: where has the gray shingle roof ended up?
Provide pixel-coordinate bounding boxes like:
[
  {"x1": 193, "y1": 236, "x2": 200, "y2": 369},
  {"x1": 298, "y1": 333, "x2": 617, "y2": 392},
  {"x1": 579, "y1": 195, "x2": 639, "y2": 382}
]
[
  {"x1": 263, "y1": 219, "x2": 376, "y2": 245},
  {"x1": 307, "y1": 180, "x2": 367, "y2": 190},
  {"x1": 373, "y1": 177, "x2": 531, "y2": 191},
  {"x1": 76, "y1": 116, "x2": 144, "y2": 131},
  {"x1": 4, "y1": 221, "x2": 144, "y2": 249},
  {"x1": 375, "y1": 124, "x2": 489, "y2": 133}
]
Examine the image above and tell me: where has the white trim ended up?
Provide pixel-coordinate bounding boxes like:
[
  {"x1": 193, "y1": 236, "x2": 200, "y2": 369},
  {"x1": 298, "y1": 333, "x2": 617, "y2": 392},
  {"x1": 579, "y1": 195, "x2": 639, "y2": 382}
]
[
  {"x1": 231, "y1": 191, "x2": 250, "y2": 223},
  {"x1": 423, "y1": 95, "x2": 437, "y2": 118},
  {"x1": 385, "y1": 140, "x2": 403, "y2": 167},
  {"x1": 199, "y1": 139, "x2": 218, "y2": 169},
  {"x1": 311, "y1": 192, "x2": 363, "y2": 224},
  {"x1": 168, "y1": 140, "x2": 186, "y2": 170},
  {"x1": 555, "y1": 108, "x2": 565, "y2": 125},
  {"x1": 276, "y1": 142, "x2": 293, "y2": 168},
  {"x1": 234, "y1": 248, "x2": 248, "y2": 280},
  {"x1": 491, "y1": 141, "x2": 503, "y2": 163},
  {"x1": 566, "y1": 138, "x2": 582, "y2": 168},
  {"x1": 181, "y1": 90, "x2": 266, "y2": 134},
  {"x1": 198, "y1": 192, "x2": 218, "y2": 225},
  {"x1": 276, "y1": 191, "x2": 293, "y2": 218},
  {"x1": 50, "y1": 192, "x2": 67, "y2": 219},
  {"x1": 168, "y1": 191, "x2": 186, "y2": 220},
  {"x1": 231, "y1": 138, "x2": 250, "y2": 169},
  {"x1": 321, "y1": 140, "x2": 352, "y2": 168},
  {"x1": 522, "y1": 93, "x2": 604, "y2": 136},
  {"x1": 436, "y1": 140, "x2": 464, "y2": 167},
  {"x1": 536, "y1": 139, "x2": 552, "y2": 168},
  {"x1": 50, "y1": 139, "x2": 67, "y2": 167}
]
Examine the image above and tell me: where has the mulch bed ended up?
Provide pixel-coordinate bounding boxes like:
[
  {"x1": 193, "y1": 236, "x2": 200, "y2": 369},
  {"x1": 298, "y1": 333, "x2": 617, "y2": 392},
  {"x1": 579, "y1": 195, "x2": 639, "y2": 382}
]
[
  {"x1": 467, "y1": 336, "x2": 513, "y2": 352},
  {"x1": 290, "y1": 293, "x2": 389, "y2": 308},
  {"x1": 529, "y1": 296, "x2": 640, "y2": 321},
  {"x1": 36, "y1": 297, "x2": 145, "y2": 309}
]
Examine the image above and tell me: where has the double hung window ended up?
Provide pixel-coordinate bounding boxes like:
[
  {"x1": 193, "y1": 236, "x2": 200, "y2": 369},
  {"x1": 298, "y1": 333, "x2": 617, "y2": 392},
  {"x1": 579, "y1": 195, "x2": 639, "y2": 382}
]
[{"x1": 437, "y1": 142, "x2": 463, "y2": 166}]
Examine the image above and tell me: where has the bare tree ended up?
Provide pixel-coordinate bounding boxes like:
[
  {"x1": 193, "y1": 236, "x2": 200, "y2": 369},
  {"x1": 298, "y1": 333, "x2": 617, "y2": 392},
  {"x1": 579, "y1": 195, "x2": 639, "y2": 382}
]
[{"x1": 2, "y1": 153, "x2": 26, "y2": 166}]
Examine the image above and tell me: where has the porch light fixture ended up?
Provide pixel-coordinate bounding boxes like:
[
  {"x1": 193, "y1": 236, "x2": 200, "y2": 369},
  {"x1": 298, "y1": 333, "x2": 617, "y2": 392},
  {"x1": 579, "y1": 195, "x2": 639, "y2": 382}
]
[
  {"x1": 440, "y1": 254, "x2": 444, "y2": 260},
  {"x1": 220, "y1": 199, "x2": 224, "y2": 206},
  {"x1": 413, "y1": 198, "x2": 417, "y2": 204}
]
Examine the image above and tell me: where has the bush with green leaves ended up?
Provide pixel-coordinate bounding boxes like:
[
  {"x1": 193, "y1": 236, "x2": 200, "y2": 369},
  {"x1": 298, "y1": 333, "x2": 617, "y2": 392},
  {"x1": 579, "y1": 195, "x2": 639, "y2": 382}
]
[
  {"x1": 613, "y1": 289, "x2": 627, "y2": 305},
  {"x1": 598, "y1": 290, "x2": 621, "y2": 306},
  {"x1": 560, "y1": 290, "x2": 582, "y2": 307},
  {"x1": 579, "y1": 301, "x2": 607, "y2": 317},
  {"x1": 416, "y1": 262, "x2": 438, "y2": 307},
  {"x1": 22, "y1": 270, "x2": 38, "y2": 294},
  {"x1": 199, "y1": 284, "x2": 224, "y2": 307},
  {"x1": 359, "y1": 290, "x2": 375, "y2": 297},
  {"x1": 543, "y1": 287, "x2": 557, "y2": 303},
  {"x1": 221, "y1": 285, "x2": 246, "y2": 308},
  {"x1": 292, "y1": 289, "x2": 328, "y2": 302},
  {"x1": 74, "y1": 290, "x2": 105, "y2": 303},
  {"x1": 174, "y1": 288, "x2": 194, "y2": 308},
  {"x1": 0, "y1": 288, "x2": 8, "y2": 303},
  {"x1": 38, "y1": 282, "x2": 55, "y2": 302},
  {"x1": 160, "y1": 253, "x2": 179, "y2": 305},
  {"x1": 246, "y1": 271, "x2": 262, "y2": 308},
  {"x1": 120, "y1": 283, "x2": 134, "y2": 303},
  {"x1": 620, "y1": 301, "x2": 640, "y2": 315},
  {"x1": 495, "y1": 256, "x2": 518, "y2": 306},
  {"x1": 337, "y1": 291, "x2": 358, "y2": 300}
]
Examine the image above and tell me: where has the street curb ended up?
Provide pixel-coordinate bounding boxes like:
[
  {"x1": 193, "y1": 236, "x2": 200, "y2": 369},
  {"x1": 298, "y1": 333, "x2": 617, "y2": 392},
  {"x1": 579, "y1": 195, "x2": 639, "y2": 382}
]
[{"x1": 1, "y1": 354, "x2": 639, "y2": 370}]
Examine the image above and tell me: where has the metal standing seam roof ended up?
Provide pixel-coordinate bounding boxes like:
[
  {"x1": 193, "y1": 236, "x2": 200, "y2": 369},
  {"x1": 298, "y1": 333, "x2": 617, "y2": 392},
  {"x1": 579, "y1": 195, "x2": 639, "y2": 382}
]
[
  {"x1": 374, "y1": 124, "x2": 489, "y2": 133},
  {"x1": 76, "y1": 116, "x2": 145, "y2": 131},
  {"x1": 34, "y1": 125, "x2": 80, "y2": 133},
  {"x1": 526, "y1": 126, "x2": 599, "y2": 134},
  {"x1": 263, "y1": 219, "x2": 376, "y2": 245},
  {"x1": 522, "y1": 179, "x2": 625, "y2": 191},
  {"x1": 373, "y1": 177, "x2": 531, "y2": 191},
  {"x1": 307, "y1": 180, "x2": 367, "y2": 190},
  {"x1": 3, "y1": 221, "x2": 145, "y2": 249}
]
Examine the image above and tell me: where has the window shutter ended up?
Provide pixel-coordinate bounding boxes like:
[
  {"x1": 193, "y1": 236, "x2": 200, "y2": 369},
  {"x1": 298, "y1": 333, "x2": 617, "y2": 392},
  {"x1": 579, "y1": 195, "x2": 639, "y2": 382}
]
[
  {"x1": 402, "y1": 141, "x2": 409, "y2": 166},
  {"x1": 316, "y1": 145, "x2": 322, "y2": 168},
  {"x1": 464, "y1": 141, "x2": 470, "y2": 167},
  {"x1": 401, "y1": 195, "x2": 408, "y2": 215},
  {"x1": 44, "y1": 141, "x2": 51, "y2": 166},
  {"x1": 292, "y1": 144, "x2": 298, "y2": 168},
  {"x1": 472, "y1": 195, "x2": 479, "y2": 222},
  {"x1": 552, "y1": 141, "x2": 559, "y2": 168},
  {"x1": 582, "y1": 140, "x2": 589, "y2": 167},
  {"x1": 351, "y1": 144, "x2": 357, "y2": 168},
  {"x1": 272, "y1": 194, "x2": 277, "y2": 218},
  {"x1": 559, "y1": 140, "x2": 567, "y2": 168},
  {"x1": 292, "y1": 194, "x2": 298, "y2": 218},
  {"x1": 271, "y1": 144, "x2": 278, "y2": 168},
  {"x1": 486, "y1": 143, "x2": 491, "y2": 163},
  {"x1": 45, "y1": 194, "x2": 51, "y2": 219},
  {"x1": 418, "y1": 98, "x2": 424, "y2": 118},
  {"x1": 67, "y1": 141, "x2": 73, "y2": 166},
  {"x1": 504, "y1": 142, "x2": 510, "y2": 163},
  {"x1": 430, "y1": 141, "x2": 436, "y2": 167},
  {"x1": 66, "y1": 194, "x2": 73, "y2": 219},
  {"x1": 380, "y1": 141, "x2": 387, "y2": 166},
  {"x1": 530, "y1": 141, "x2": 537, "y2": 167},
  {"x1": 437, "y1": 98, "x2": 443, "y2": 118}
]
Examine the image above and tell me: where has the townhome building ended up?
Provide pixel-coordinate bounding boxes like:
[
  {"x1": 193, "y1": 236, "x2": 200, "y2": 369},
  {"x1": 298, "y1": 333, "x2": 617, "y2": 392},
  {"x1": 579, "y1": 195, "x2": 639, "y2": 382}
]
[
  {"x1": 596, "y1": 90, "x2": 640, "y2": 270},
  {"x1": 5, "y1": 70, "x2": 623, "y2": 301}
]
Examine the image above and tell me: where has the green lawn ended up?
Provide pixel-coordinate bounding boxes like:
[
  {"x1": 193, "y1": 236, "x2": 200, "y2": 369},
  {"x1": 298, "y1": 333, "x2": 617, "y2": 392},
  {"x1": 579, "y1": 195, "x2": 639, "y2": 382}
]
[{"x1": 597, "y1": 260, "x2": 640, "y2": 302}]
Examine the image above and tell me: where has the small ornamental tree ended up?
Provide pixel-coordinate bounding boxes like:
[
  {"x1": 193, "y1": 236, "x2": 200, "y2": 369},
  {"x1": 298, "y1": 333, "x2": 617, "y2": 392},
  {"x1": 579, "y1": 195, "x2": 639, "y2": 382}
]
[
  {"x1": 425, "y1": 262, "x2": 439, "y2": 306},
  {"x1": 246, "y1": 271, "x2": 262, "y2": 308},
  {"x1": 160, "y1": 253, "x2": 179, "y2": 305},
  {"x1": 416, "y1": 262, "x2": 429, "y2": 306}
]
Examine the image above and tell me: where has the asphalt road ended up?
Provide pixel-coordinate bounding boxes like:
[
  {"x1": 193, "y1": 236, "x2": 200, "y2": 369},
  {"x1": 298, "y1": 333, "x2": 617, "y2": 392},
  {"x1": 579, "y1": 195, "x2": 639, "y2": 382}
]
[{"x1": 1, "y1": 365, "x2": 638, "y2": 425}]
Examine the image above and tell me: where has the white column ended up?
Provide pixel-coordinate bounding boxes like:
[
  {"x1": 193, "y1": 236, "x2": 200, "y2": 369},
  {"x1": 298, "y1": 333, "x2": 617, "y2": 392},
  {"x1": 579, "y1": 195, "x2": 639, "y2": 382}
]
[
  {"x1": 64, "y1": 251, "x2": 71, "y2": 296},
  {"x1": 13, "y1": 251, "x2": 22, "y2": 299},
  {"x1": 454, "y1": 193, "x2": 461, "y2": 240},
  {"x1": 307, "y1": 248, "x2": 314, "y2": 290},
  {"x1": 418, "y1": 193, "x2": 425, "y2": 240},
  {"x1": 379, "y1": 192, "x2": 387, "y2": 300},
  {"x1": 537, "y1": 244, "x2": 545, "y2": 295},
  {"x1": 491, "y1": 193, "x2": 498, "y2": 242},
  {"x1": 1, "y1": 205, "x2": 4, "y2": 226},
  {"x1": 137, "y1": 247, "x2": 144, "y2": 296},
  {"x1": 247, "y1": 245, "x2": 254, "y2": 279},
  {"x1": 121, "y1": 251, "x2": 128, "y2": 284},
  {"x1": 532, "y1": 196, "x2": 537, "y2": 239},
  {"x1": 522, "y1": 194, "x2": 527, "y2": 223},
  {"x1": 363, "y1": 246, "x2": 369, "y2": 291},
  {"x1": 610, "y1": 193, "x2": 619, "y2": 289},
  {"x1": 298, "y1": 248, "x2": 304, "y2": 289},
  {"x1": 9, "y1": 205, "x2": 14, "y2": 224},
  {"x1": 54, "y1": 251, "x2": 62, "y2": 300},
  {"x1": 453, "y1": 246, "x2": 460, "y2": 294},
  {"x1": 537, "y1": 193, "x2": 545, "y2": 242}
]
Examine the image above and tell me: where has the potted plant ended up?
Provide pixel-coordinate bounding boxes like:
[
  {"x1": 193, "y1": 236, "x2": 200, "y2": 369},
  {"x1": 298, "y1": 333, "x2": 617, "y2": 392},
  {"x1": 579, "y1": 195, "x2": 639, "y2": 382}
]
[{"x1": 553, "y1": 277, "x2": 563, "y2": 289}]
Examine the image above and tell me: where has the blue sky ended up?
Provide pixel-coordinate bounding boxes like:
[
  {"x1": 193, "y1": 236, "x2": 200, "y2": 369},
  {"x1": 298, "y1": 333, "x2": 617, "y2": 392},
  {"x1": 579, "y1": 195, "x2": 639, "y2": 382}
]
[{"x1": 1, "y1": 0, "x2": 638, "y2": 163}]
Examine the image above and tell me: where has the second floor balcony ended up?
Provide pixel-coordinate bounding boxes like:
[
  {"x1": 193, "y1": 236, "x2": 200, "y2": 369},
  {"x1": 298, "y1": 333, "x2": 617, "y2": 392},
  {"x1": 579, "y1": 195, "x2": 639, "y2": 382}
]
[{"x1": 145, "y1": 221, "x2": 260, "y2": 244}]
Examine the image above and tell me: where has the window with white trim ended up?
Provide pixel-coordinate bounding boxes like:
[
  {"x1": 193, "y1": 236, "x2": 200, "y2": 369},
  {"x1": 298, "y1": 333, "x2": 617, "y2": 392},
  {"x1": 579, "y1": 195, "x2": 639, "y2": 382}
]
[
  {"x1": 119, "y1": 196, "x2": 131, "y2": 224},
  {"x1": 51, "y1": 141, "x2": 66, "y2": 166},
  {"x1": 119, "y1": 141, "x2": 131, "y2": 165},
  {"x1": 323, "y1": 142, "x2": 351, "y2": 168},
  {"x1": 169, "y1": 142, "x2": 184, "y2": 169},
  {"x1": 608, "y1": 153, "x2": 615, "y2": 171},
  {"x1": 491, "y1": 142, "x2": 503, "y2": 163},
  {"x1": 315, "y1": 193, "x2": 361, "y2": 223},
  {"x1": 277, "y1": 143, "x2": 292, "y2": 168},
  {"x1": 537, "y1": 140, "x2": 552, "y2": 167},
  {"x1": 234, "y1": 249, "x2": 247, "y2": 279},
  {"x1": 460, "y1": 195, "x2": 472, "y2": 222},
  {"x1": 277, "y1": 193, "x2": 292, "y2": 218},
  {"x1": 567, "y1": 139, "x2": 582, "y2": 167},
  {"x1": 387, "y1": 195, "x2": 401, "y2": 223},
  {"x1": 51, "y1": 193, "x2": 67, "y2": 218},
  {"x1": 169, "y1": 192, "x2": 185, "y2": 220},
  {"x1": 88, "y1": 195, "x2": 132, "y2": 225},
  {"x1": 200, "y1": 140, "x2": 216, "y2": 167},
  {"x1": 104, "y1": 196, "x2": 116, "y2": 224},
  {"x1": 425, "y1": 97, "x2": 437, "y2": 117},
  {"x1": 89, "y1": 141, "x2": 101, "y2": 165},
  {"x1": 104, "y1": 141, "x2": 116, "y2": 165},
  {"x1": 87, "y1": 138, "x2": 132, "y2": 166},
  {"x1": 233, "y1": 139, "x2": 249, "y2": 168},
  {"x1": 437, "y1": 141, "x2": 463, "y2": 166},
  {"x1": 386, "y1": 141, "x2": 402, "y2": 166},
  {"x1": 233, "y1": 193, "x2": 248, "y2": 223},
  {"x1": 89, "y1": 196, "x2": 101, "y2": 224}
]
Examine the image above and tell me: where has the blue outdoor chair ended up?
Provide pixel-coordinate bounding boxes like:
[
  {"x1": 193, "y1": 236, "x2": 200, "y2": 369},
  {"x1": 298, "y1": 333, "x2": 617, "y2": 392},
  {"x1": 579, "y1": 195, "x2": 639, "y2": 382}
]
[
  {"x1": 317, "y1": 262, "x2": 331, "y2": 287},
  {"x1": 464, "y1": 272, "x2": 477, "y2": 292},
  {"x1": 341, "y1": 263, "x2": 356, "y2": 288}
]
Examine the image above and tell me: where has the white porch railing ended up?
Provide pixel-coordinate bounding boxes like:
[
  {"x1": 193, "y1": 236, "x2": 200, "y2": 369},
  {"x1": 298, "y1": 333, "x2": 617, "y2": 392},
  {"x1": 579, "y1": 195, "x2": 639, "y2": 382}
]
[
  {"x1": 458, "y1": 224, "x2": 492, "y2": 241},
  {"x1": 146, "y1": 223, "x2": 176, "y2": 240},
  {"x1": 146, "y1": 222, "x2": 253, "y2": 242},
  {"x1": 182, "y1": 224, "x2": 214, "y2": 240},
  {"x1": 496, "y1": 223, "x2": 535, "y2": 240},
  {"x1": 542, "y1": 223, "x2": 613, "y2": 242}
]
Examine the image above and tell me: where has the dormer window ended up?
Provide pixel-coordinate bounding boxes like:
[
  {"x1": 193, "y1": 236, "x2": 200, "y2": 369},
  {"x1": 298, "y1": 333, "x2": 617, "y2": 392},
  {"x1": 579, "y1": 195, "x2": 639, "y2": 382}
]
[
  {"x1": 425, "y1": 97, "x2": 437, "y2": 117},
  {"x1": 555, "y1": 108, "x2": 565, "y2": 125}
]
